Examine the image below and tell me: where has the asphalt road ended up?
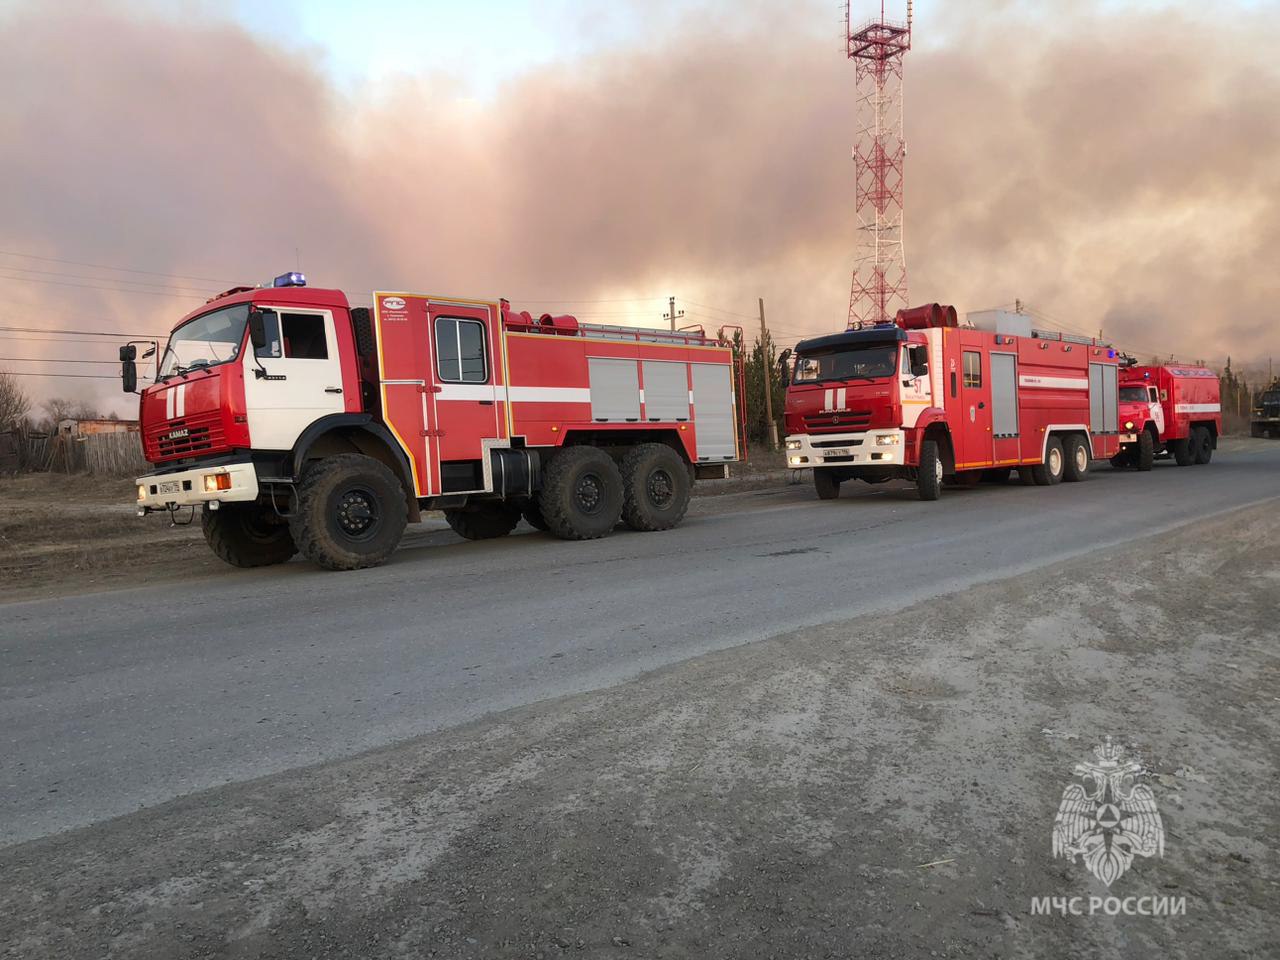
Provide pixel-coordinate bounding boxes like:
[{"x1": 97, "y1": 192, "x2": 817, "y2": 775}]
[{"x1": 3, "y1": 444, "x2": 1278, "y2": 845}]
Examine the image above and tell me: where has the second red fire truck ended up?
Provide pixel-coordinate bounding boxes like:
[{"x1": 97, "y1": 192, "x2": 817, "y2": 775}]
[
  {"x1": 783, "y1": 305, "x2": 1124, "y2": 500},
  {"x1": 125, "y1": 274, "x2": 743, "y2": 571},
  {"x1": 1112, "y1": 364, "x2": 1221, "y2": 470}
]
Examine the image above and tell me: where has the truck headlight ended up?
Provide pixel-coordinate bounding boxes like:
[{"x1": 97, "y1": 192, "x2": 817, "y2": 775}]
[
  {"x1": 875, "y1": 434, "x2": 901, "y2": 446},
  {"x1": 1125, "y1": 420, "x2": 1134, "y2": 430},
  {"x1": 789, "y1": 456, "x2": 803, "y2": 465},
  {"x1": 785, "y1": 439, "x2": 802, "y2": 450},
  {"x1": 203, "y1": 473, "x2": 232, "y2": 493},
  {"x1": 137, "y1": 484, "x2": 146, "y2": 502}
]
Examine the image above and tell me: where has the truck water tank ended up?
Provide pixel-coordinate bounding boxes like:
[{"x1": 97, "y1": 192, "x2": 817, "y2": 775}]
[{"x1": 967, "y1": 309, "x2": 1032, "y2": 338}]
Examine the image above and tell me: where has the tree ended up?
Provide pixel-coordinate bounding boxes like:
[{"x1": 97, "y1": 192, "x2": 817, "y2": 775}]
[
  {"x1": 0, "y1": 369, "x2": 31, "y2": 429},
  {"x1": 741, "y1": 332, "x2": 786, "y2": 447}
]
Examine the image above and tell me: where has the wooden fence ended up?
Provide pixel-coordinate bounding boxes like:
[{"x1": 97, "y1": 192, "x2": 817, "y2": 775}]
[{"x1": 1, "y1": 428, "x2": 147, "y2": 477}]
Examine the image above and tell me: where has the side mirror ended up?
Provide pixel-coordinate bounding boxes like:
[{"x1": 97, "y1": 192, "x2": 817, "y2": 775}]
[
  {"x1": 249, "y1": 310, "x2": 270, "y2": 350},
  {"x1": 119, "y1": 344, "x2": 138, "y2": 393},
  {"x1": 777, "y1": 348, "x2": 792, "y2": 384}
]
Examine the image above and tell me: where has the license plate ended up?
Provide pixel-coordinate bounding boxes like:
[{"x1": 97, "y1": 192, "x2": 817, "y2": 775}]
[
  {"x1": 1119, "y1": 433, "x2": 1136, "y2": 444},
  {"x1": 157, "y1": 480, "x2": 181, "y2": 496},
  {"x1": 824, "y1": 448, "x2": 851, "y2": 458}
]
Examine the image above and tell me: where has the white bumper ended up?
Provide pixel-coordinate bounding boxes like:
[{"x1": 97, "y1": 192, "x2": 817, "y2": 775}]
[
  {"x1": 784, "y1": 429, "x2": 906, "y2": 468},
  {"x1": 136, "y1": 461, "x2": 261, "y2": 511}
]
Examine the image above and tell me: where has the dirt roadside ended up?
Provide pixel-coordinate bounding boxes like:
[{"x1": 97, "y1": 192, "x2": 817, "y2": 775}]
[{"x1": 2, "y1": 502, "x2": 1276, "y2": 959}]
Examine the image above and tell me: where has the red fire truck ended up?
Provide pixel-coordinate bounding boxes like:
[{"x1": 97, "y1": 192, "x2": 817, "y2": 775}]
[
  {"x1": 782, "y1": 305, "x2": 1123, "y2": 500},
  {"x1": 1112, "y1": 364, "x2": 1221, "y2": 470},
  {"x1": 124, "y1": 274, "x2": 742, "y2": 570}
]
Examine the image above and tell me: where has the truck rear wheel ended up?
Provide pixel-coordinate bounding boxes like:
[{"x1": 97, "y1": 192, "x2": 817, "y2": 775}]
[
  {"x1": 290, "y1": 454, "x2": 408, "y2": 570},
  {"x1": 1135, "y1": 429, "x2": 1155, "y2": 471},
  {"x1": 1062, "y1": 435, "x2": 1090, "y2": 482},
  {"x1": 814, "y1": 470, "x2": 840, "y2": 500},
  {"x1": 445, "y1": 503, "x2": 521, "y2": 540},
  {"x1": 1193, "y1": 427, "x2": 1214, "y2": 464},
  {"x1": 201, "y1": 502, "x2": 296, "y2": 568},
  {"x1": 620, "y1": 443, "x2": 692, "y2": 531},
  {"x1": 538, "y1": 446, "x2": 624, "y2": 540},
  {"x1": 1170, "y1": 436, "x2": 1195, "y2": 466},
  {"x1": 917, "y1": 440, "x2": 942, "y2": 501},
  {"x1": 1032, "y1": 438, "x2": 1064, "y2": 485}
]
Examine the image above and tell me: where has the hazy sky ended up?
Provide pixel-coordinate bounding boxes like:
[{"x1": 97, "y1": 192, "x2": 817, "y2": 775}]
[{"x1": 1, "y1": 0, "x2": 1278, "y2": 411}]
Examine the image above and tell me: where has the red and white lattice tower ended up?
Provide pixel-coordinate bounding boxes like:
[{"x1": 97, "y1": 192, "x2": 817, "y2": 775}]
[{"x1": 845, "y1": 1, "x2": 912, "y2": 328}]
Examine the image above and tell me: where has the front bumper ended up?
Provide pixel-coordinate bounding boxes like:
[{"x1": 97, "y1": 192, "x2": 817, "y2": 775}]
[
  {"x1": 136, "y1": 460, "x2": 260, "y2": 512},
  {"x1": 784, "y1": 428, "x2": 906, "y2": 468}
]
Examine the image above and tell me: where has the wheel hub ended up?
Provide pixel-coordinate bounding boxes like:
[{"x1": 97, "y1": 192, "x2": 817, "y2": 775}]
[
  {"x1": 647, "y1": 468, "x2": 675, "y2": 508},
  {"x1": 336, "y1": 488, "x2": 379, "y2": 539},
  {"x1": 575, "y1": 473, "x2": 603, "y2": 515}
]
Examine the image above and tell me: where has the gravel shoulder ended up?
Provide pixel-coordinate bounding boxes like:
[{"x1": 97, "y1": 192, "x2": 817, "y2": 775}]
[{"x1": 3, "y1": 501, "x2": 1276, "y2": 959}]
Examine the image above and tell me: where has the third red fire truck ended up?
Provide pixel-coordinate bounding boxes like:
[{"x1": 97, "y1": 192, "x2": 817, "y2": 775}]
[
  {"x1": 783, "y1": 305, "x2": 1123, "y2": 500},
  {"x1": 125, "y1": 274, "x2": 743, "y2": 571},
  {"x1": 1112, "y1": 364, "x2": 1221, "y2": 470}
]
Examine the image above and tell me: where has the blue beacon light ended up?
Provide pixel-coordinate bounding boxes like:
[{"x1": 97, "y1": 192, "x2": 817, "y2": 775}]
[{"x1": 272, "y1": 271, "x2": 307, "y2": 287}]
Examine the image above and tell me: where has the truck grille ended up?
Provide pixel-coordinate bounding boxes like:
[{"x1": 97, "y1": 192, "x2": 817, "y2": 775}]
[
  {"x1": 803, "y1": 410, "x2": 872, "y2": 433},
  {"x1": 145, "y1": 411, "x2": 226, "y2": 461}
]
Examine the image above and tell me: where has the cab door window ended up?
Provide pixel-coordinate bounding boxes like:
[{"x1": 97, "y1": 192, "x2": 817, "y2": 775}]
[
  {"x1": 963, "y1": 351, "x2": 982, "y2": 388},
  {"x1": 435, "y1": 317, "x2": 488, "y2": 383},
  {"x1": 254, "y1": 312, "x2": 329, "y2": 359}
]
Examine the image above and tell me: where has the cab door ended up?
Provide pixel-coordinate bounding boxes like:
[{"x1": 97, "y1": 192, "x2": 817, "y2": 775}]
[
  {"x1": 426, "y1": 301, "x2": 506, "y2": 490},
  {"x1": 243, "y1": 307, "x2": 346, "y2": 450},
  {"x1": 956, "y1": 333, "x2": 993, "y2": 469}
]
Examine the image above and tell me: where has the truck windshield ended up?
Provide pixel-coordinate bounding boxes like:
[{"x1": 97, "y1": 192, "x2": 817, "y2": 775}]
[
  {"x1": 1119, "y1": 386, "x2": 1148, "y2": 402},
  {"x1": 158, "y1": 304, "x2": 250, "y2": 379},
  {"x1": 794, "y1": 344, "x2": 897, "y2": 384}
]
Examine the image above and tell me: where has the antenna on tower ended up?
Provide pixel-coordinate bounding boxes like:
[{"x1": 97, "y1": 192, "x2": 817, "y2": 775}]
[{"x1": 844, "y1": 1, "x2": 912, "y2": 329}]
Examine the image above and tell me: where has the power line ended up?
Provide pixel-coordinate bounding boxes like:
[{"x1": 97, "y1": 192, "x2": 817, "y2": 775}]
[
  {"x1": 0, "y1": 273, "x2": 209, "y2": 300},
  {"x1": 0, "y1": 324, "x2": 168, "y2": 339},
  {"x1": 0, "y1": 263, "x2": 218, "y2": 295},
  {"x1": 0, "y1": 249, "x2": 240, "y2": 285},
  {"x1": 0, "y1": 357, "x2": 129, "y2": 364},
  {"x1": 0, "y1": 371, "x2": 120, "y2": 379}
]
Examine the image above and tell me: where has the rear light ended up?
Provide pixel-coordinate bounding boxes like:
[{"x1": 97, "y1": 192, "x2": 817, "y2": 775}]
[{"x1": 203, "y1": 473, "x2": 232, "y2": 493}]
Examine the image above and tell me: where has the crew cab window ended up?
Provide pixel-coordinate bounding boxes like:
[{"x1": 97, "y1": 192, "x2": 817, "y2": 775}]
[
  {"x1": 254, "y1": 312, "x2": 328, "y2": 360},
  {"x1": 436, "y1": 317, "x2": 488, "y2": 383},
  {"x1": 963, "y1": 351, "x2": 982, "y2": 388},
  {"x1": 907, "y1": 345, "x2": 928, "y2": 377}
]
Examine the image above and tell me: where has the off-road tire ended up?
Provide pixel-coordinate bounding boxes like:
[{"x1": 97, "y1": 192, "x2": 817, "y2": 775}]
[
  {"x1": 289, "y1": 454, "x2": 408, "y2": 570},
  {"x1": 445, "y1": 503, "x2": 521, "y2": 540},
  {"x1": 1193, "y1": 426, "x2": 1214, "y2": 465},
  {"x1": 917, "y1": 440, "x2": 942, "y2": 501},
  {"x1": 1062, "y1": 434, "x2": 1090, "y2": 483},
  {"x1": 1170, "y1": 436, "x2": 1195, "y2": 466},
  {"x1": 620, "y1": 443, "x2": 692, "y2": 531},
  {"x1": 521, "y1": 500, "x2": 549, "y2": 531},
  {"x1": 1032, "y1": 437, "x2": 1065, "y2": 485},
  {"x1": 201, "y1": 502, "x2": 296, "y2": 568},
  {"x1": 1136, "y1": 429, "x2": 1155, "y2": 471},
  {"x1": 814, "y1": 469, "x2": 840, "y2": 500},
  {"x1": 537, "y1": 446, "x2": 624, "y2": 540}
]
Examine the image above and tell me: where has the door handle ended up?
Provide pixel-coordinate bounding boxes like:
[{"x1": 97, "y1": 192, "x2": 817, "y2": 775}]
[
  {"x1": 978, "y1": 401, "x2": 986, "y2": 409},
  {"x1": 479, "y1": 400, "x2": 494, "y2": 405},
  {"x1": 325, "y1": 387, "x2": 343, "y2": 394}
]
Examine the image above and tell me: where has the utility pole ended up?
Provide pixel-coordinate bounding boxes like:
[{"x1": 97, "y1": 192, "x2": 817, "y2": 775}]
[
  {"x1": 759, "y1": 297, "x2": 778, "y2": 449},
  {"x1": 663, "y1": 296, "x2": 684, "y2": 331}
]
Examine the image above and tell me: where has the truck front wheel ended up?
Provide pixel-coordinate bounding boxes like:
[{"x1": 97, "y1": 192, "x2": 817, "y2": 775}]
[
  {"x1": 201, "y1": 502, "x2": 296, "y2": 568},
  {"x1": 814, "y1": 470, "x2": 840, "y2": 500},
  {"x1": 620, "y1": 443, "x2": 692, "y2": 531},
  {"x1": 289, "y1": 454, "x2": 408, "y2": 570},
  {"x1": 917, "y1": 440, "x2": 942, "y2": 501},
  {"x1": 1135, "y1": 429, "x2": 1155, "y2": 471},
  {"x1": 445, "y1": 503, "x2": 521, "y2": 540},
  {"x1": 538, "y1": 446, "x2": 624, "y2": 540}
]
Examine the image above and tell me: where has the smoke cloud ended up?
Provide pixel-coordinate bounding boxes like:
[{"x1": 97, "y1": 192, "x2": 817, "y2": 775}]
[{"x1": 2, "y1": 0, "x2": 1278, "y2": 410}]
